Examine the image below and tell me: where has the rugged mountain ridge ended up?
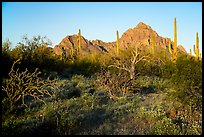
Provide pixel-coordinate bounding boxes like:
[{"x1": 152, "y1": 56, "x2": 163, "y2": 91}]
[
  {"x1": 120, "y1": 22, "x2": 170, "y2": 49},
  {"x1": 53, "y1": 22, "x2": 186, "y2": 55}
]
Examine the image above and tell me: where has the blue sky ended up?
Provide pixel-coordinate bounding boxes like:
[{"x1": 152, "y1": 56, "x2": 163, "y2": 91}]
[{"x1": 2, "y1": 2, "x2": 202, "y2": 56}]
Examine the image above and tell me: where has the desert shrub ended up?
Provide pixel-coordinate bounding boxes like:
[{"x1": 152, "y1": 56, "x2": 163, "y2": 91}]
[
  {"x1": 38, "y1": 92, "x2": 109, "y2": 135},
  {"x1": 136, "y1": 76, "x2": 170, "y2": 92},
  {"x1": 95, "y1": 68, "x2": 134, "y2": 98},
  {"x1": 55, "y1": 82, "x2": 81, "y2": 100},
  {"x1": 169, "y1": 56, "x2": 201, "y2": 109},
  {"x1": 8, "y1": 35, "x2": 68, "y2": 74},
  {"x1": 149, "y1": 116, "x2": 183, "y2": 135},
  {"x1": 2, "y1": 39, "x2": 13, "y2": 78},
  {"x1": 134, "y1": 104, "x2": 202, "y2": 135},
  {"x1": 67, "y1": 59, "x2": 101, "y2": 77},
  {"x1": 136, "y1": 56, "x2": 164, "y2": 77},
  {"x1": 150, "y1": 115, "x2": 202, "y2": 135},
  {"x1": 2, "y1": 59, "x2": 59, "y2": 113},
  {"x1": 132, "y1": 45, "x2": 168, "y2": 77},
  {"x1": 173, "y1": 56, "x2": 202, "y2": 89},
  {"x1": 161, "y1": 55, "x2": 202, "y2": 110},
  {"x1": 2, "y1": 92, "x2": 92, "y2": 135},
  {"x1": 162, "y1": 55, "x2": 202, "y2": 89},
  {"x1": 161, "y1": 60, "x2": 176, "y2": 79},
  {"x1": 95, "y1": 46, "x2": 157, "y2": 98},
  {"x1": 54, "y1": 75, "x2": 96, "y2": 100}
]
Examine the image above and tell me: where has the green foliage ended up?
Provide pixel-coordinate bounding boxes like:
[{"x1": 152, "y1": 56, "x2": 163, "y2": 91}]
[
  {"x1": 173, "y1": 55, "x2": 202, "y2": 88},
  {"x1": 64, "y1": 58, "x2": 101, "y2": 77},
  {"x1": 2, "y1": 33, "x2": 202, "y2": 135},
  {"x1": 54, "y1": 75, "x2": 90, "y2": 100},
  {"x1": 8, "y1": 35, "x2": 65, "y2": 72},
  {"x1": 170, "y1": 56, "x2": 202, "y2": 91},
  {"x1": 2, "y1": 73, "x2": 202, "y2": 135},
  {"x1": 136, "y1": 76, "x2": 169, "y2": 92},
  {"x1": 150, "y1": 114, "x2": 201, "y2": 135},
  {"x1": 2, "y1": 39, "x2": 13, "y2": 78},
  {"x1": 162, "y1": 55, "x2": 202, "y2": 111}
]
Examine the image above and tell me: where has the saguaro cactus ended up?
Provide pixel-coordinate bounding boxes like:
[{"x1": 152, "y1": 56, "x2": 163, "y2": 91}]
[
  {"x1": 151, "y1": 34, "x2": 155, "y2": 56},
  {"x1": 168, "y1": 18, "x2": 178, "y2": 62},
  {"x1": 77, "y1": 29, "x2": 81, "y2": 54},
  {"x1": 70, "y1": 46, "x2": 74, "y2": 58},
  {"x1": 173, "y1": 17, "x2": 177, "y2": 61},
  {"x1": 116, "y1": 30, "x2": 119, "y2": 56},
  {"x1": 189, "y1": 49, "x2": 192, "y2": 56},
  {"x1": 174, "y1": 18, "x2": 177, "y2": 52},
  {"x1": 194, "y1": 32, "x2": 200, "y2": 60}
]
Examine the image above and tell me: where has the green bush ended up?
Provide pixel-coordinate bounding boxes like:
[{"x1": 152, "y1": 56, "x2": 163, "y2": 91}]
[
  {"x1": 173, "y1": 56, "x2": 202, "y2": 88},
  {"x1": 162, "y1": 55, "x2": 202, "y2": 108},
  {"x1": 2, "y1": 39, "x2": 13, "y2": 78}
]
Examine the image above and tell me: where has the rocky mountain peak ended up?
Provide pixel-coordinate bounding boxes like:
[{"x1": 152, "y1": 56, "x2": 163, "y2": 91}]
[
  {"x1": 136, "y1": 22, "x2": 152, "y2": 30},
  {"x1": 120, "y1": 22, "x2": 169, "y2": 48}
]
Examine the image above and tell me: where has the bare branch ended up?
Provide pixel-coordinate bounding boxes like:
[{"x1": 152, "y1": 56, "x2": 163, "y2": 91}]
[
  {"x1": 108, "y1": 65, "x2": 130, "y2": 73},
  {"x1": 2, "y1": 60, "x2": 58, "y2": 111}
]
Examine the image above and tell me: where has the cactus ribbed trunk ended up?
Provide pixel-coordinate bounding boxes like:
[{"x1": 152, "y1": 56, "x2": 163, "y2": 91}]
[
  {"x1": 151, "y1": 34, "x2": 155, "y2": 56},
  {"x1": 194, "y1": 32, "x2": 200, "y2": 60},
  {"x1": 77, "y1": 29, "x2": 81, "y2": 54},
  {"x1": 173, "y1": 17, "x2": 177, "y2": 61},
  {"x1": 174, "y1": 18, "x2": 177, "y2": 52},
  {"x1": 168, "y1": 18, "x2": 178, "y2": 62},
  {"x1": 116, "y1": 30, "x2": 119, "y2": 56}
]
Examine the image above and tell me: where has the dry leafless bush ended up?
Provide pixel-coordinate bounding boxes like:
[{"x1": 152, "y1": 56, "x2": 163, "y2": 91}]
[
  {"x1": 95, "y1": 68, "x2": 139, "y2": 100},
  {"x1": 2, "y1": 59, "x2": 59, "y2": 111}
]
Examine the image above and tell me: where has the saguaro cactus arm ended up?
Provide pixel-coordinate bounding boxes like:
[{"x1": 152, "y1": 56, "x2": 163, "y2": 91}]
[
  {"x1": 190, "y1": 49, "x2": 192, "y2": 56},
  {"x1": 168, "y1": 40, "x2": 172, "y2": 55}
]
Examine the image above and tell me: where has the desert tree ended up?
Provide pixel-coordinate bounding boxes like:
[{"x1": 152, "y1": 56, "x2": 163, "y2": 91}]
[{"x1": 108, "y1": 46, "x2": 151, "y2": 80}]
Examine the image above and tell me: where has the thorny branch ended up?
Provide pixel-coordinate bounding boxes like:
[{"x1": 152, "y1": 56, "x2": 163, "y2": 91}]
[{"x1": 2, "y1": 59, "x2": 59, "y2": 110}]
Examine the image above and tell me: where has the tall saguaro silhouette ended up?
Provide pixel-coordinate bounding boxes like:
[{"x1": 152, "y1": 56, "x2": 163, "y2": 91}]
[
  {"x1": 77, "y1": 29, "x2": 81, "y2": 54},
  {"x1": 116, "y1": 30, "x2": 119, "y2": 56}
]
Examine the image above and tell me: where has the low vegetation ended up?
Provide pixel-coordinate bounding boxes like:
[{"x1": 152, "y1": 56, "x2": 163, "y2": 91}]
[{"x1": 2, "y1": 35, "x2": 202, "y2": 135}]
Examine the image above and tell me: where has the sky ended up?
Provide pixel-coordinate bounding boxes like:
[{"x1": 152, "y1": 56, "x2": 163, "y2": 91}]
[{"x1": 2, "y1": 2, "x2": 202, "y2": 56}]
